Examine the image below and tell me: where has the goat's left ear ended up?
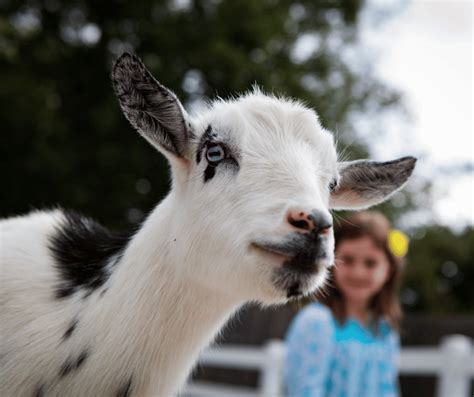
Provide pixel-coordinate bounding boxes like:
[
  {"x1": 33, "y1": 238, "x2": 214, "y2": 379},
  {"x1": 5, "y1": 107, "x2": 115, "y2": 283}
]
[
  {"x1": 112, "y1": 52, "x2": 191, "y2": 160},
  {"x1": 330, "y1": 156, "x2": 417, "y2": 210}
]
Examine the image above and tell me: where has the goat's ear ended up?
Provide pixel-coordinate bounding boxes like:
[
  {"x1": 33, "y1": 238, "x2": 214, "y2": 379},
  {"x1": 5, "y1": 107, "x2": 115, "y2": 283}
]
[
  {"x1": 112, "y1": 52, "x2": 191, "y2": 159},
  {"x1": 329, "y1": 156, "x2": 417, "y2": 210}
]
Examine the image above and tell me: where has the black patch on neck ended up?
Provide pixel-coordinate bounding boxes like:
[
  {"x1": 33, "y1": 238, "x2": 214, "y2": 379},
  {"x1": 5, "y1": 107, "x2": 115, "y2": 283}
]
[
  {"x1": 49, "y1": 210, "x2": 132, "y2": 299},
  {"x1": 116, "y1": 376, "x2": 133, "y2": 397}
]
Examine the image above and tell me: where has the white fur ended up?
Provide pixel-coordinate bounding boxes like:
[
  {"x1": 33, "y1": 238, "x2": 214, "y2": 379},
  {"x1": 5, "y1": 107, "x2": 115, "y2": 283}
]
[{"x1": 0, "y1": 88, "x2": 414, "y2": 396}]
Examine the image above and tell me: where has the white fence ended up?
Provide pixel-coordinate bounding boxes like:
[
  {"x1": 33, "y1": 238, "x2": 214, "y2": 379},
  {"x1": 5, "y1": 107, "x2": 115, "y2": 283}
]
[{"x1": 184, "y1": 334, "x2": 474, "y2": 397}]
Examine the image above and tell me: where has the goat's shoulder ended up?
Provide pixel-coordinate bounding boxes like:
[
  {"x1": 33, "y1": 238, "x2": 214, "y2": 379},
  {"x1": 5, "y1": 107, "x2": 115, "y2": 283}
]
[
  {"x1": 0, "y1": 209, "x2": 66, "y2": 319},
  {"x1": 48, "y1": 209, "x2": 132, "y2": 299},
  {"x1": 0, "y1": 208, "x2": 63, "y2": 233},
  {"x1": 1, "y1": 208, "x2": 132, "y2": 300},
  {"x1": 1, "y1": 209, "x2": 63, "y2": 269}
]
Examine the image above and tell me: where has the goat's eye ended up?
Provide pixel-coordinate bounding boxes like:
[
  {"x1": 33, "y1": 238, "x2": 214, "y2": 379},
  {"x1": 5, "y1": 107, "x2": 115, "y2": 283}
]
[
  {"x1": 206, "y1": 144, "x2": 226, "y2": 164},
  {"x1": 329, "y1": 179, "x2": 338, "y2": 192}
]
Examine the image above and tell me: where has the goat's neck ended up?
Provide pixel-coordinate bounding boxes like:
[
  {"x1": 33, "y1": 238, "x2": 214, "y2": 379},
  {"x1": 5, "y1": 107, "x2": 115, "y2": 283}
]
[{"x1": 94, "y1": 195, "x2": 242, "y2": 396}]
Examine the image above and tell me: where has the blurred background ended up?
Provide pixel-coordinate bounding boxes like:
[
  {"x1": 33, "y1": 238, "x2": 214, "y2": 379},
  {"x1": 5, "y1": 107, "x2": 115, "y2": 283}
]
[{"x1": 1, "y1": 0, "x2": 472, "y2": 395}]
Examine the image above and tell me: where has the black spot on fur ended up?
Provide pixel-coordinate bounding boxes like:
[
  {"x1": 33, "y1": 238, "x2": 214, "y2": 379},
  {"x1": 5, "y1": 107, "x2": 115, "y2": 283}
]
[
  {"x1": 59, "y1": 359, "x2": 75, "y2": 378},
  {"x1": 287, "y1": 282, "x2": 301, "y2": 298},
  {"x1": 204, "y1": 164, "x2": 217, "y2": 182},
  {"x1": 116, "y1": 376, "x2": 133, "y2": 397},
  {"x1": 34, "y1": 384, "x2": 45, "y2": 397},
  {"x1": 59, "y1": 349, "x2": 89, "y2": 378},
  {"x1": 328, "y1": 178, "x2": 338, "y2": 192},
  {"x1": 56, "y1": 284, "x2": 77, "y2": 299},
  {"x1": 49, "y1": 210, "x2": 132, "y2": 299},
  {"x1": 76, "y1": 349, "x2": 89, "y2": 369},
  {"x1": 62, "y1": 318, "x2": 79, "y2": 341},
  {"x1": 203, "y1": 156, "x2": 240, "y2": 183}
]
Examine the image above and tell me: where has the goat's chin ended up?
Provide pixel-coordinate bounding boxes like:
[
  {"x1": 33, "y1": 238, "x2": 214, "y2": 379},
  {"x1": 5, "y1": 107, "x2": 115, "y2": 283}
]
[
  {"x1": 251, "y1": 265, "x2": 330, "y2": 306},
  {"x1": 281, "y1": 266, "x2": 329, "y2": 301},
  {"x1": 294, "y1": 267, "x2": 330, "y2": 299},
  {"x1": 240, "y1": 245, "x2": 332, "y2": 304}
]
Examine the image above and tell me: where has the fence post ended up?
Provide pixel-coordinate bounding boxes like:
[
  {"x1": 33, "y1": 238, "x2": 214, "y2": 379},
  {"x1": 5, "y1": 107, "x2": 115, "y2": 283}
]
[
  {"x1": 437, "y1": 334, "x2": 473, "y2": 397},
  {"x1": 259, "y1": 339, "x2": 286, "y2": 397}
]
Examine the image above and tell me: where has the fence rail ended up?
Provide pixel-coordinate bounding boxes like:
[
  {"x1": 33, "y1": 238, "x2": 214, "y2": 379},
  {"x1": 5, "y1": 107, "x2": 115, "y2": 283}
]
[{"x1": 184, "y1": 334, "x2": 474, "y2": 397}]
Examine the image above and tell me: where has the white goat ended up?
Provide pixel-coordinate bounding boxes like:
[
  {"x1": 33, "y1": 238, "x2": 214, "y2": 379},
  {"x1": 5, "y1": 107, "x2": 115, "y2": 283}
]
[{"x1": 0, "y1": 53, "x2": 416, "y2": 397}]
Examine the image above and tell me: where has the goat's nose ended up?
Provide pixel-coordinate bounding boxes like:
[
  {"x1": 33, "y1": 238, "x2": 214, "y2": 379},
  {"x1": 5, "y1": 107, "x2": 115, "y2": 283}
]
[{"x1": 287, "y1": 209, "x2": 333, "y2": 235}]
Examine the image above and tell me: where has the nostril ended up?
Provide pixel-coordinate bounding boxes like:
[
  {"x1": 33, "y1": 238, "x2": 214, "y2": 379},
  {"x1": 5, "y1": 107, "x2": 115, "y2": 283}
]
[
  {"x1": 287, "y1": 210, "x2": 312, "y2": 231},
  {"x1": 289, "y1": 218, "x2": 311, "y2": 231},
  {"x1": 287, "y1": 209, "x2": 333, "y2": 233}
]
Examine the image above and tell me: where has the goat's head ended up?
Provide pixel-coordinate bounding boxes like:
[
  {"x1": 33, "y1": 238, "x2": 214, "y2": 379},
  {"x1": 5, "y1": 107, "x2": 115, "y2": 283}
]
[{"x1": 112, "y1": 53, "x2": 416, "y2": 304}]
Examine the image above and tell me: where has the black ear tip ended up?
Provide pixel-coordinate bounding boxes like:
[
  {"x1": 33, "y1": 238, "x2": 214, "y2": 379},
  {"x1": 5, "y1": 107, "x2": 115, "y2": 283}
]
[
  {"x1": 399, "y1": 156, "x2": 417, "y2": 178},
  {"x1": 406, "y1": 156, "x2": 417, "y2": 168},
  {"x1": 116, "y1": 51, "x2": 137, "y2": 62},
  {"x1": 398, "y1": 156, "x2": 417, "y2": 168},
  {"x1": 112, "y1": 52, "x2": 142, "y2": 74}
]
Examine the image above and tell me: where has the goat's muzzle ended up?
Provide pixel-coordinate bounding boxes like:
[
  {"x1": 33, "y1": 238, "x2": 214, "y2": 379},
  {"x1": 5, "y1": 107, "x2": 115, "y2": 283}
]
[
  {"x1": 252, "y1": 231, "x2": 332, "y2": 298},
  {"x1": 252, "y1": 230, "x2": 330, "y2": 273}
]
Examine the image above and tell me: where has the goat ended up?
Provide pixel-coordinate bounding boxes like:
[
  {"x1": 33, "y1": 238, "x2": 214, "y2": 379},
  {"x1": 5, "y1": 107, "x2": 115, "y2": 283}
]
[{"x1": 0, "y1": 53, "x2": 416, "y2": 397}]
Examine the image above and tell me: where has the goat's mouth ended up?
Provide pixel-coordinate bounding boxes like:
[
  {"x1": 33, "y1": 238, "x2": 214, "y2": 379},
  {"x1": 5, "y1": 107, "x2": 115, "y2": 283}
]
[
  {"x1": 251, "y1": 235, "x2": 331, "y2": 299},
  {"x1": 251, "y1": 233, "x2": 329, "y2": 271},
  {"x1": 250, "y1": 241, "x2": 292, "y2": 262}
]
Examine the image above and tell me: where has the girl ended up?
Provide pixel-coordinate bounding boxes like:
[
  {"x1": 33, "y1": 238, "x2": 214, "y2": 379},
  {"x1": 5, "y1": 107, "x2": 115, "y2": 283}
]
[{"x1": 285, "y1": 211, "x2": 408, "y2": 397}]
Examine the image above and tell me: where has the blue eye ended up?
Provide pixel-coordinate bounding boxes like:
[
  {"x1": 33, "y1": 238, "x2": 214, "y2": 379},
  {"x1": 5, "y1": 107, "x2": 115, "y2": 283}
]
[{"x1": 206, "y1": 144, "x2": 226, "y2": 164}]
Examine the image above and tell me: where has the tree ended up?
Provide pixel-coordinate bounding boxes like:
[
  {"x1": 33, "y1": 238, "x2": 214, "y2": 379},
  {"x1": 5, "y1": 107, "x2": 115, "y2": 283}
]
[
  {"x1": 1, "y1": 0, "x2": 403, "y2": 228},
  {"x1": 403, "y1": 226, "x2": 474, "y2": 314}
]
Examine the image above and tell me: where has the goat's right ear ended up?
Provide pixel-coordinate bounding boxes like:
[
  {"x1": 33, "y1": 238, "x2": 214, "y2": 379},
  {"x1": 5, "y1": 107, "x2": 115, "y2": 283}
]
[
  {"x1": 112, "y1": 52, "x2": 191, "y2": 160},
  {"x1": 329, "y1": 156, "x2": 417, "y2": 210}
]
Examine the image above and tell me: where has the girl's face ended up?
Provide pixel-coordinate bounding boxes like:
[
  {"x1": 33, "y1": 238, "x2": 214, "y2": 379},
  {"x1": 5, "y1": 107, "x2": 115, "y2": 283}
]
[{"x1": 334, "y1": 236, "x2": 391, "y2": 305}]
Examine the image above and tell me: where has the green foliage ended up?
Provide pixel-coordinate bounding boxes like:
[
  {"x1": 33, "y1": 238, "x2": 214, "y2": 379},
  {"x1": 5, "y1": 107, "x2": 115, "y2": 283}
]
[
  {"x1": 403, "y1": 226, "x2": 474, "y2": 314},
  {"x1": 1, "y1": 1, "x2": 469, "y2": 313},
  {"x1": 1, "y1": 0, "x2": 400, "y2": 228}
]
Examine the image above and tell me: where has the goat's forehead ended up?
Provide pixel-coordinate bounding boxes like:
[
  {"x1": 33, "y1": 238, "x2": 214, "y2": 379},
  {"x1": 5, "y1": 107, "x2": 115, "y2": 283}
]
[{"x1": 194, "y1": 93, "x2": 336, "y2": 155}]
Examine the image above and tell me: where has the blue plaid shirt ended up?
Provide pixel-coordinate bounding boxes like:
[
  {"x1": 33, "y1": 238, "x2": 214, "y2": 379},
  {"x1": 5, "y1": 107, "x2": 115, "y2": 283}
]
[{"x1": 284, "y1": 303, "x2": 400, "y2": 397}]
